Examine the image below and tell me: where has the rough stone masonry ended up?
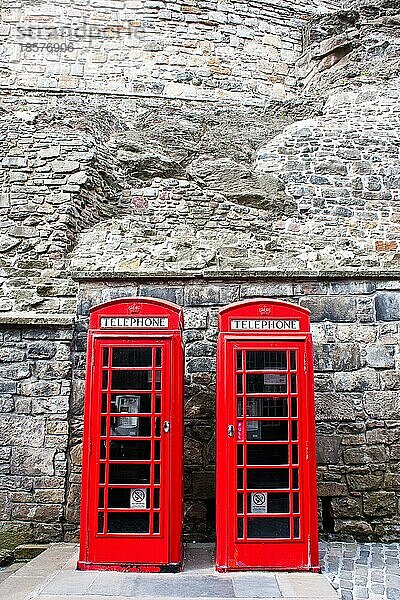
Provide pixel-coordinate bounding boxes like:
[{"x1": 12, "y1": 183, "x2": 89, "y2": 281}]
[{"x1": 0, "y1": 0, "x2": 399, "y2": 547}]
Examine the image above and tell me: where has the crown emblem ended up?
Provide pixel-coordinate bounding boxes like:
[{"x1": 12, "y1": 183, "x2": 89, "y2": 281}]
[
  {"x1": 128, "y1": 303, "x2": 141, "y2": 314},
  {"x1": 259, "y1": 305, "x2": 271, "y2": 316}
]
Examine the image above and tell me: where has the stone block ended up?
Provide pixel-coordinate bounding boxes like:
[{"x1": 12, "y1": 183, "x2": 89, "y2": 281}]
[
  {"x1": 14, "y1": 544, "x2": 48, "y2": 560},
  {"x1": 363, "y1": 391, "x2": 399, "y2": 419},
  {"x1": 240, "y1": 283, "x2": 294, "y2": 297},
  {"x1": 316, "y1": 435, "x2": 342, "y2": 464},
  {"x1": 138, "y1": 286, "x2": 184, "y2": 305},
  {"x1": 185, "y1": 286, "x2": 221, "y2": 306},
  {"x1": 332, "y1": 496, "x2": 362, "y2": 518},
  {"x1": 26, "y1": 342, "x2": 57, "y2": 360},
  {"x1": 363, "y1": 491, "x2": 397, "y2": 517},
  {"x1": 366, "y1": 344, "x2": 395, "y2": 369},
  {"x1": 379, "y1": 371, "x2": 400, "y2": 390},
  {"x1": 343, "y1": 445, "x2": 387, "y2": 465},
  {"x1": 334, "y1": 369, "x2": 379, "y2": 392},
  {"x1": 375, "y1": 293, "x2": 400, "y2": 321},
  {"x1": 11, "y1": 447, "x2": 55, "y2": 476},
  {"x1": 186, "y1": 356, "x2": 216, "y2": 373},
  {"x1": 182, "y1": 308, "x2": 207, "y2": 330},
  {"x1": 20, "y1": 381, "x2": 61, "y2": 397},
  {"x1": 0, "y1": 416, "x2": 45, "y2": 447},
  {"x1": 314, "y1": 343, "x2": 361, "y2": 371},
  {"x1": 347, "y1": 471, "x2": 384, "y2": 491},
  {"x1": 300, "y1": 297, "x2": 357, "y2": 322},
  {"x1": 315, "y1": 392, "x2": 357, "y2": 420},
  {"x1": 31, "y1": 395, "x2": 69, "y2": 414},
  {"x1": 186, "y1": 341, "x2": 215, "y2": 357},
  {"x1": 318, "y1": 482, "x2": 347, "y2": 497}
]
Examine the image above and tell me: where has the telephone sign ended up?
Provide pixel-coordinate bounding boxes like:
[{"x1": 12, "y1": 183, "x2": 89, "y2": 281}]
[
  {"x1": 216, "y1": 299, "x2": 319, "y2": 571},
  {"x1": 78, "y1": 298, "x2": 184, "y2": 572}
]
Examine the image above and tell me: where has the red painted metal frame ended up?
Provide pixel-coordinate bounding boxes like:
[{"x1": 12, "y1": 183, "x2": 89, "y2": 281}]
[
  {"x1": 216, "y1": 299, "x2": 319, "y2": 572},
  {"x1": 78, "y1": 298, "x2": 184, "y2": 572}
]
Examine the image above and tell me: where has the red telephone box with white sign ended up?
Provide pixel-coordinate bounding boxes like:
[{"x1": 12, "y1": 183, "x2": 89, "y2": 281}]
[
  {"x1": 78, "y1": 298, "x2": 184, "y2": 572},
  {"x1": 215, "y1": 300, "x2": 318, "y2": 571}
]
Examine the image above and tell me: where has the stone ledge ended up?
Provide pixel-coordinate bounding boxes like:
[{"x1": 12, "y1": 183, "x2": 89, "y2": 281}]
[
  {"x1": 70, "y1": 270, "x2": 400, "y2": 281},
  {"x1": 0, "y1": 313, "x2": 74, "y2": 326}
]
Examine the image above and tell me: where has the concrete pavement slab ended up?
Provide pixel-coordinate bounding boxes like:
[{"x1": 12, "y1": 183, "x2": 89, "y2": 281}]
[
  {"x1": 232, "y1": 573, "x2": 281, "y2": 597},
  {"x1": 276, "y1": 573, "x2": 338, "y2": 599}
]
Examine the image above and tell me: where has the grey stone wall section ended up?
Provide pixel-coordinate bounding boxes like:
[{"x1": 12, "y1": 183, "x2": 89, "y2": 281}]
[
  {"x1": 0, "y1": 325, "x2": 73, "y2": 549},
  {"x1": 63, "y1": 278, "x2": 400, "y2": 543}
]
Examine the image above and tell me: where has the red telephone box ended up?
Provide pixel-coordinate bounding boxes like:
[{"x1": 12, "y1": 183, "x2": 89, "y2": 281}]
[
  {"x1": 216, "y1": 300, "x2": 318, "y2": 572},
  {"x1": 78, "y1": 298, "x2": 184, "y2": 572}
]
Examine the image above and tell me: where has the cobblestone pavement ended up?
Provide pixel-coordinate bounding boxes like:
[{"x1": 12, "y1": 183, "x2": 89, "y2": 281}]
[{"x1": 320, "y1": 542, "x2": 400, "y2": 600}]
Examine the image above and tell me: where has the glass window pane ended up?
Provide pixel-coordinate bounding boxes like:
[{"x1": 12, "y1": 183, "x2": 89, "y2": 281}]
[
  {"x1": 237, "y1": 375, "x2": 243, "y2": 394},
  {"x1": 237, "y1": 469, "x2": 243, "y2": 489},
  {"x1": 247, "y1": 517, "x2": 290, "y2": 539},
  {"x1": 291, "y1": 374, "x2": 297, "y2": 393},
  {"x1": 103, "y1": 348, "x2": 109, "y2": 367},
  {"x1": 267, "y1": 492, "x2": 290, "y2": 514},
  {"x1": 108, "y1": 513, "x2": 149, "y2": 534},
  {"x1": 247, "y1": 397, "x2": 288, "y2": 418},
  {"x1": 156, "y1": 348, "x2": 161, "y2": 367},
  {"x1": 293, "y1": 469, "x2": 299, "y2": 489},
  {"x1": 154, "y1": 488, "x2": 160, "y2": 509},
  {"x1": 238, "y1": 517, "x2": 244, "y2": 539},
  {"x1": 155, "y1": 371, "x2": 161, "y2": 390},
  {"x1": 154, "y1": 440, "x2": 160, "y2": 461},
  {"x1": 99, "y1": 464, "x2": 105, "y2": 484},
  {"x1": 292, "y1": 445, "x2": 298, "y2": 464},
  {"x1": 98, "y1": 513, "x2": 104, "y2": 533},
  {"x1": 100, "y1": 440, "x2": 106, "y2": 459},
  {"x1": 247, "y1": 492, "x2": 290, "y2": 514},
  {"x1": 236, "y1": 351, "x2": 243, "y2": 371},
  {"x1": 112, "y1": 348, "x2": 152, "y2": 367},
  {"x1": 246, "y1": 374, "x2": 287, "y2": 394},
  {"x1": 292, "y1": 421, "x2": 298, "y2": 441},
  {"x1": 294, "y1": 517, "x2": 300, "y2": 538},
  {"x1": 109, "y1": 440, "x2": 151, "y2": 460},
  {"x1": 290, "y1": 351, "x2": 296, "y2": 371},
  {"x1": 108, "y1": 487, "x2": 149, "y2": 509},
  {"x1": 155, "y1": 417, "x2": 161, "y2": 437},
  {"x1": 237, "y1": 397, "x2": 243, "y2": 418},
  {"x1": 247, "y1": 444, "x2": 289, "y2": 465},
  {"x1": 111, "y1": 370, "x2": 152, "y2": 391},
  {"x1": 154, "y1": 464, "x2": 160, "y2": 485},
  {"x1": 108, "y1": 464, "x2": 150, "y2": 485},
  {"x1": 291, "y1": 397, "x2": 298, "y2": 418},
  {"x1": 293, "y1": 492, "x2": 299, "y2": 513},
  {"x1": 155, "y1": 395, "x2": 161, "y2": 413},
  {"x1": 247, "y1": 468, "x2": 289, "y2": 489},
  {"x1": 237, "y1": 493, "x2": 243, "y2": 514},
  {"x1": 237, "y1": 445, "x2": 243, "y2": 465},
  {"x1": 98, "y1": 488, "x2": 104, "y2": 509},
  {"x1": 111, "y1": 394, "x2": 151, "y2": 414},
  {"x1": 101, "y1": 393, "x2": 108, "y2": 413},
  {"x1": 110, "y1": 416, "x2": 151, "y2": 437},
  {"x1": 246, "y1": 421, "x2": 288, "y2": 441},
  {"x1": 102, "y1": 371, "x2": 108, "y2": 390},
  {"x1": 154, "y1": 513, "x2": 160, "y2": 534},
  {"x1": 246, "y1": 351, "x2": 287, "y2": 371},
  {"x1": 100, "y1": 417, "x2": 107, "y2": 436}
]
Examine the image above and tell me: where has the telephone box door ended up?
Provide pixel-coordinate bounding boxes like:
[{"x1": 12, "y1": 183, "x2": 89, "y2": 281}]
[
  {"x1": 216, "y1": 300, "x2": 318, "y2": 571},
  {"x1": 78, "y1": 299, "x2": 183, "y2": 571}
]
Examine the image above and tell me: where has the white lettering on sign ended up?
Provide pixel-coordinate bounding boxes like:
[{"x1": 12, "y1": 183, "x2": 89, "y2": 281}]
[
  {"x1": 100, "y1": 317, "x2": 169, "y2": 329},
  {"x1": 230, "y1": 319, "x2": 300, "y2": 331},
  {"x1": 130, "y1": 488, "x2": 147, "y2": 510},
  {"x1": 251, "y1": 492, "x2": 268, "y2": 514}
]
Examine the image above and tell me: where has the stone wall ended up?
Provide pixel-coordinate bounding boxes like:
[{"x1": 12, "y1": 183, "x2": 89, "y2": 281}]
[
  {"x1": 62, "y1": 277, "x2": 400, "y2": 542},
  {"x1": 0, "y1": 321, "x2": 73, "y2": 548},
  {"x1": 0, "y1": 0, "x2": 336, "y2": 102}
]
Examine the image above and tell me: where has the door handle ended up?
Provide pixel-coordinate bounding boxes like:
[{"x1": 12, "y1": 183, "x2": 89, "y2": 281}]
[
  {"x1": 163, "y1": 421, "x2": 170, "y2": 433},
  {"x1": 228, "y1": 425, "x2": 234, "y2": 437}
]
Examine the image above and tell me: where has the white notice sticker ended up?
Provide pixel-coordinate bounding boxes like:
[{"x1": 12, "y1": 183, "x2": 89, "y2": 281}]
[
  {"x1": 251, "y1": 492, "x2": 268, "y2": 514},
  {"x1": 130, "y1": 488, "x2": 147, "y2": 510}
]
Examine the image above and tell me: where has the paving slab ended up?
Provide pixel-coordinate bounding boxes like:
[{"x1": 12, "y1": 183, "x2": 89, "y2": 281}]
[{"x1": 0, "y1": 543, "x2": 339, "y2": 600}]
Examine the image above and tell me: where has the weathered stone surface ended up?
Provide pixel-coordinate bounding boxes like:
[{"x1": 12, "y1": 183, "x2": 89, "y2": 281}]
[
  {"x1": 334, "y1": 369, "x2": 380, "y2": 392},
  {"x1": 363, "y1": 392, "x2": 400, "y2": 419},
  {"x1": 363, "y1": 492, "x2": 397, "y2": 517},
  {"x1": 301, "y1": 297, "x2": 357, "y2": 322},
  {"x1": 375, "y1": 293, "x2": 400, "y2": 321},
  {"x1": 366, "y1": 344, "x2": 396, "y2": 369},
  {"x1": 11, "y1": 448, "x2": 55, "y2": 476},
  {"x1": 315, "y1": 392, "x2": 357, "y2": 420},
  {"x1": 317, "y1": 435, "x2": 342, "y2": 464}
]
